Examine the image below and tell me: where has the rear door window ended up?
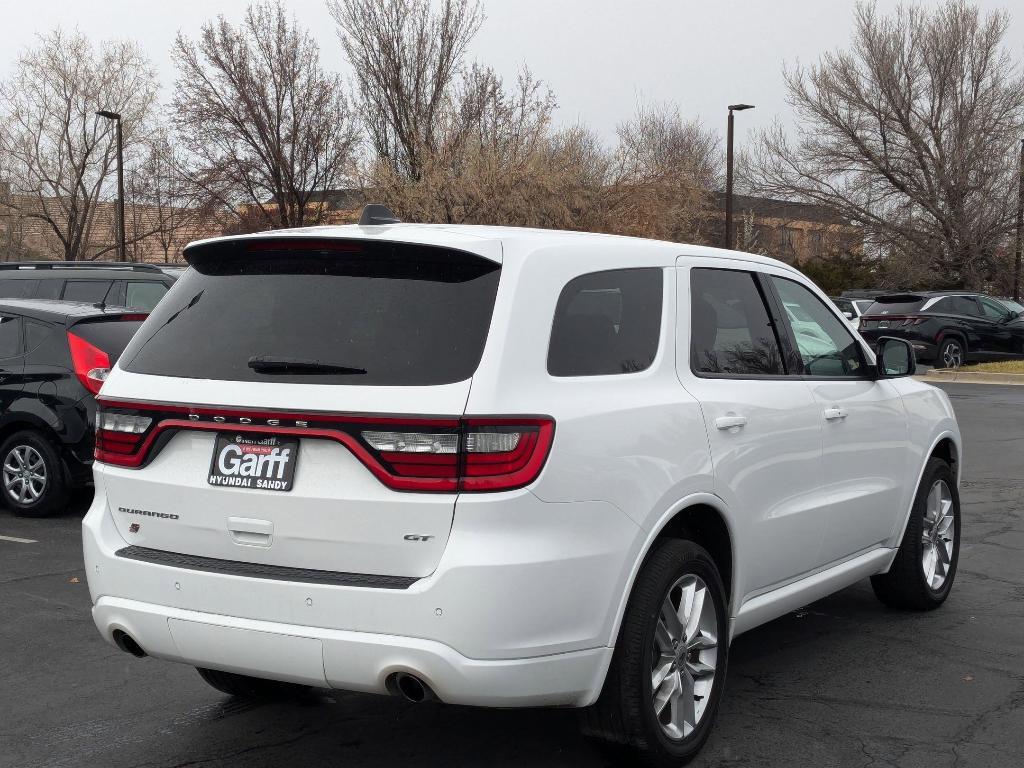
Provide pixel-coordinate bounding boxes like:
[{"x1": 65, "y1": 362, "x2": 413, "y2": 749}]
[
  {"x1": 25, "y1": 320, "x2": 54, "y2": 354},
  {"x1": 63, "y1": 280, "x2": 113, "y2": 304},
  {"x1": 125, "y1": 281, "x2": 169, "y2": 310},
  {"x1": 0, "y1": 316, "x2": 24, "y2": 359},
  {"x1": 690, "y1": 268, "x2": 784, "y2": 376},
  {"x1": 547, "y1": 268, "x2": 663, "y2": 376},
  {"x1": 35, "y1": 280, "x2": 62, "y2": 300},
  {"x1": 121, "y1": 241, "x2": 501, "y2": 386}
]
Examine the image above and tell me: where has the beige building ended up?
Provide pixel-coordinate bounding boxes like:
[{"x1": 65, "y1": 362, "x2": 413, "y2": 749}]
[
  {"x1": 711, "y1": 193, "x2": 864, "y2": 263},
  {"x1": 0, "y1": 191, "x2": 225, "y2": 264}
]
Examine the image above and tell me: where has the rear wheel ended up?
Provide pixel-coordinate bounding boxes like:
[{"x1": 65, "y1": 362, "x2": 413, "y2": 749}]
[
  {"x1": 871, "y1": 458, "x2": 960, "y2": 610},
  {"x1": 580, "y1": 539, "x2": 728, "y2": 766},
  {"x1": 0, "y1": 430, "x2": 69, "y2": 517},
  {"x1": 195, "y1": 667, "x2": 310, "y2": 699},
  {"x1": 937, "y1": 337, "x2": 965, "y2": 369}
]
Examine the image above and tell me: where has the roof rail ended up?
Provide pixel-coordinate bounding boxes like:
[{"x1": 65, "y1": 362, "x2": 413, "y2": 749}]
[{"x1": 0, "y1": 261, "x2": 163, "y2": 273}]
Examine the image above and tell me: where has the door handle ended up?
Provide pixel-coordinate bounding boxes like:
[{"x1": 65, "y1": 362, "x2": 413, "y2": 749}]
[
  {"x1": 823, "y1": 407, "x2": 848, "y2": 421},
  {"x1": 715, "y1": 415, "x2": 748, "y2": 431}
]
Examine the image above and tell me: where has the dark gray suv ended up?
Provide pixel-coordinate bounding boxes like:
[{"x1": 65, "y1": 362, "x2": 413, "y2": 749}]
[{"x1": 0, "y1": 262, "x2": 177, "y2": 311}]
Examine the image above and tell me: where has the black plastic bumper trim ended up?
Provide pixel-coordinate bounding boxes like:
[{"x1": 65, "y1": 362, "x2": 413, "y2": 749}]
[{"x1": 114, "y1": 546, "x2": 419, "y2": 589}]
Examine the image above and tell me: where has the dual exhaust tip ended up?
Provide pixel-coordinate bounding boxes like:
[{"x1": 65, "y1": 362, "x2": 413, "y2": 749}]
[{"x1": 113, "y1": 631, "x2": 434, "y2": 704}]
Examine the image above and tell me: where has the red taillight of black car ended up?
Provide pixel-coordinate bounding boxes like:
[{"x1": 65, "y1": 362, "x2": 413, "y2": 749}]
[{"x1": 67, "y1": 331, "x2": 111, "y2": 395}]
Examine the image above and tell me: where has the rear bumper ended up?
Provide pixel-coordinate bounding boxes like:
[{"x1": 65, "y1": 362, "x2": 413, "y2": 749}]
[
  {"x1": 83, "y1": 476, "x2": 639, "y2": 708},
  {"x1": 93, "y1": 596, "x2": 610, "y2": 707}
]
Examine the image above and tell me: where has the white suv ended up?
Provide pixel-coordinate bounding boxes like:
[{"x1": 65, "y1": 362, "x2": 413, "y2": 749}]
[{"x1": 83, "y1": 221, "x2": 961, "y2": 766}]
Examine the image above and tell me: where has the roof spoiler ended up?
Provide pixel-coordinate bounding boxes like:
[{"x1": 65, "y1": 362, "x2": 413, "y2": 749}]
[
  {"x1": 358, "y1": 204, "x2": 401, "y2": 226},
  {"x1": 874, "y1": 293, "x2": 926, "y2": 302}
]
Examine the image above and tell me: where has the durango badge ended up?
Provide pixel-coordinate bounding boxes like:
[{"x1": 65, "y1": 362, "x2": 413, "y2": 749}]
[{"x1": 208, "y1": 433, "x2": 297, "y2": 492}]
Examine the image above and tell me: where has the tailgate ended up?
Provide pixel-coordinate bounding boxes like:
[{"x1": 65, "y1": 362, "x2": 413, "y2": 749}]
[
  {"x1": 94, "y1": 236, "x2": 501, "y2": 579},
  {"x1": 97, "y1": 387, "x2": 468, "y2": 578}
]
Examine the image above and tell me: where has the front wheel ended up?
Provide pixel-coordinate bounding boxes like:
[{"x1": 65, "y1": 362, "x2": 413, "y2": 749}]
[
  {"x1": 871, "y1": 457, "x2": 960, "y2": 610},
  {"x1": 580, "y1": 539, "x2": 729, "y2": 766}
]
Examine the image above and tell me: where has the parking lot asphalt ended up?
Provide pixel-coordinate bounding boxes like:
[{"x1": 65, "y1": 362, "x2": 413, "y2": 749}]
[{"x1": 1, "y1": 382, "x2": 1022, "y2": 768}]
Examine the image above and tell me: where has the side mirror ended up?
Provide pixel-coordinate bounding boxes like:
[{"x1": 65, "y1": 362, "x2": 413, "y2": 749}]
[
  {"x1": 876, "y1": 336, "x2": 916, "y2": 378},
  {"x1": 843, "y1": 311, "x2": 854, "y2": 320}
]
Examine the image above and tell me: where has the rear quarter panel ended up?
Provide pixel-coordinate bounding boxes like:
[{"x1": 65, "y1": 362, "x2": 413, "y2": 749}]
[{"x1": 465, "y1": 240, "x2": 715, "y2": 647}]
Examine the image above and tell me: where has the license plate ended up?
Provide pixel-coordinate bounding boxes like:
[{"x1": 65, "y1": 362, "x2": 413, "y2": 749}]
[
  {"x1": 208, "y1": 433, "x2": 297, "y2": 492},
  {"x1": 878, "y1": 320, "x2": 890, "y2": 329}
]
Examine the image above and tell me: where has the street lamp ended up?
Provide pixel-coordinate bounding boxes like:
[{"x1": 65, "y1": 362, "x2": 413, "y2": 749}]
[
  {"x1": 1014, "y1": 137, "x2": 1023, "y2": 302},
  {"x1": 724, "y1": 103, "x2": 755, "y2": 251},
  {"x1": 95, "y1": 110, "x2": 125, "y2": 262}
]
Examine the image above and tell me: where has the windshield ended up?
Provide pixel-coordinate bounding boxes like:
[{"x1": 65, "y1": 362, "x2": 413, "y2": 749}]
[{"x1": 119, "y1": 240, "x2": 501, "y2": 386}]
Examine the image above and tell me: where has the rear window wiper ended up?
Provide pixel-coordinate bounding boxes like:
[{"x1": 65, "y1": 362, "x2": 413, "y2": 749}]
[{"x1": 247, "y1": 356, "x2": 367, "y2": 375}]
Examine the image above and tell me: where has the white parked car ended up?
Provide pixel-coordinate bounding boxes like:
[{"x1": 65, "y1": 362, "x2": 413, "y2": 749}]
[
  {"x1": 83, "y1": 215, "x2": 962, "y2": 766},
  {"x1": 831, "y1": 295, "x2": 874, "y2": 330}
]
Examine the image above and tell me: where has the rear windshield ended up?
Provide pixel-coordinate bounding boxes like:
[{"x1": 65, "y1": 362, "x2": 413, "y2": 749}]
[
  {"x1": 119, "y1": 240, "x2": 501, "y2": 386},
  {"x1": 72, "y1": 319, "x2": 145, "y2": 363},
  {"x1": 864, "y1": 296, "x2": 926, "y2": 315}
]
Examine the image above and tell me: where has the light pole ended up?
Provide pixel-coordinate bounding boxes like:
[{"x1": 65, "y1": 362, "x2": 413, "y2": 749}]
[
  {"x1": 725, "y1": 103, "x2": 754, "y2": 251},
  {"x1": 1014, "y1": 137, "x2": 1024, "y2": 302},
  {"x1": 96, "y1": 110, "x2": 125, "y2": 262}
]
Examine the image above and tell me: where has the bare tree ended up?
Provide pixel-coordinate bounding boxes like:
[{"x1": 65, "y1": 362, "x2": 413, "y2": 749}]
[
  {"x1": 0, "y1": 29, "x2": 157, "y2": 260},
  {"x1": 605, "y1": 102, "x2": 721, "y2": 243},
  {"x1": 749, "y1": 0, "x2": 1024, "y2": 288},
  {"x1": 125, "y1": 134, "x2": 209, "y2": 262},
  {"x1": 330, "y1": 0, "x2": 484, "y2": 181},
  {"x1": 172, "y1": 1, "x2": 359, "y2": 231}
]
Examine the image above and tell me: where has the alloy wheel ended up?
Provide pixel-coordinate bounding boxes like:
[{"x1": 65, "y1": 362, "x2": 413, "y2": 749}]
[
  {"x1": 921, "y1": 479, "x2": 955, "y2": 590},
  {"x1": 3, "y1": 445, "x2": 47, "y2": 505},
  {"x1": 651, "y1": 574, "x2": 719, "y2": 740},
  {"x1": 942, "y1": 341, "x2": 963, "y2": 368}
]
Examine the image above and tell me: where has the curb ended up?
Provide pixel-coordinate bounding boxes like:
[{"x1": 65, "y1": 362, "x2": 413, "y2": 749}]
[{"x1": 922, "y1": 369, "x2": 1024, "y2": 386}]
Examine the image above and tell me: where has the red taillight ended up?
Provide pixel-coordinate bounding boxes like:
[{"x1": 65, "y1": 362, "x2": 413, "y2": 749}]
[
  {"x1": 94, "y1": 400, "x2": 555, "y2": 492},
  {"x1": 67, "y1": 331, "x2": 110, "y2": 395},
  {"x1": 362, "y1": 418, "x2": 555, "y2": 492},
  {"x1": 94, "y1": 411, "x2": 154, "y2": 467}
]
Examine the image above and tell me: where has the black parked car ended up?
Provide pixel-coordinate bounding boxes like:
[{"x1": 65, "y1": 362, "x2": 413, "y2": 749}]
[
  {"x1": 0, "y1": 300, "x2": 147, "y2": 516},
  {"x1": 859, "y1": 291, "x2": 1024, "y2": 368},
  {"x1": 0, "y1": 262, "x2": 177, "y2": 311}
]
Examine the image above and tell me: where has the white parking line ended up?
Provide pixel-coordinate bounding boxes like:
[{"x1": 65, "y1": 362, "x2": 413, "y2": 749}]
[{"x1": 0, "y1": 534, "x2": 37, "y2": 544}]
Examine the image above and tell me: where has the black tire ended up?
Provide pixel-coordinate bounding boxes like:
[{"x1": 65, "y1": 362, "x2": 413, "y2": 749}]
[
  {"x1": 871, "y1": 457, "x2": 960, "y2": 610},
  {"x1": 580, "y1": 539, "x2": 729, "y2": 767},
  {"x1": 0, "y1": 430, "x2": 69, "y2": 517},
  {"x1": 937, "y1": 336, "x2": 965, "y2": 369},
  {"x1": 195, "y1": 667, "x2": 310, "y2": 699}
]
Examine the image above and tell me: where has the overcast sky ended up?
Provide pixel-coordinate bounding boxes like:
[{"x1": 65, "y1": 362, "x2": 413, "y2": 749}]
[{"x1": 2, "y1": 0, "x2": 1022, "y2": 146}]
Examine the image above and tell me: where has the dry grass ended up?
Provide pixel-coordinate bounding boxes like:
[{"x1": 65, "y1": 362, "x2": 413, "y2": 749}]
[{"x1": 964, "y1": 360, "x2": 1024, "y2": 374}]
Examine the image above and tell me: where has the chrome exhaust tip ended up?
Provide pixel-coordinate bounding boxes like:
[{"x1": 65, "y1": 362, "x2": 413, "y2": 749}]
[{"x1": 389, "y1": 672, "x2": 435, "y2": 703}]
